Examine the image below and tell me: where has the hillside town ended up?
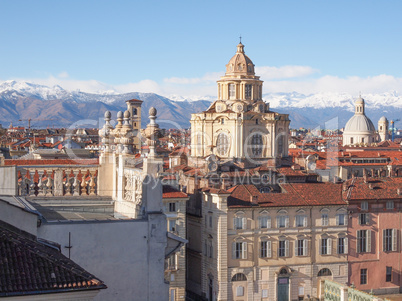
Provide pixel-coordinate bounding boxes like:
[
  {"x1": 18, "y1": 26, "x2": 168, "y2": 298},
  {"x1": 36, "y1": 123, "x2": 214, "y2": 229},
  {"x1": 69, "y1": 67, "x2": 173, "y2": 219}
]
[{"x1": 1, "y1": 42, "x2": 402, "y2": 301}]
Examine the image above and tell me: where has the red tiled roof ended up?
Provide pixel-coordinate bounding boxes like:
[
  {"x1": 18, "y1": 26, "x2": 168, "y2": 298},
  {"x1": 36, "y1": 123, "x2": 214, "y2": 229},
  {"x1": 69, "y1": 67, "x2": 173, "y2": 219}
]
[
  {"x1": 0, "y1": 222, "x2": 106, "y2": 296},
  {"x1": 228, "y1": 182, "x2": 346, "y2": 208},
  {"x1": 169, "y1": 147, "x2": 189, "y2": 156},
  {"x1": 162, "y1": 185, "x2": 188, "y2": 198},
  {"x1": 343, "y1": 177, "x2": 402, "y2": 201},
  {"x1": 165, "y1": 164, "x2": 193, "y2": 173},
  {"x1": 126, "y1": 98, "x2": 143, "y2": 103},
  {"x1": 5, "y1": 159, "x2": 99, "y2": 166}
]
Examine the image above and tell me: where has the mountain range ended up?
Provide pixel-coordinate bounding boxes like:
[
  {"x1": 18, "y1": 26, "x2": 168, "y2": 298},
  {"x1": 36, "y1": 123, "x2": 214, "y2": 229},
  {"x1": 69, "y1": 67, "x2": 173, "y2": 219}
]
[{"x1": 0, "y1": 80, "x2": 401, "y2": 130}]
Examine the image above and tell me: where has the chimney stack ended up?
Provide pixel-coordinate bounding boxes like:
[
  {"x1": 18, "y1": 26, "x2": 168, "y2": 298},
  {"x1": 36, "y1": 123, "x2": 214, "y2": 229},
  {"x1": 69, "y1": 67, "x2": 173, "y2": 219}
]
[{"x1": 250, "y1": 195, "x2": 258, "y2": 204}]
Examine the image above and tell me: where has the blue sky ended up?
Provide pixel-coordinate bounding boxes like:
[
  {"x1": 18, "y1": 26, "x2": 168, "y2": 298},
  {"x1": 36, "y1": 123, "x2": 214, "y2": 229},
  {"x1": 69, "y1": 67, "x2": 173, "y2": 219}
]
[{"x1": 1, "y1": 0, "x2": 402, "y2": 97}]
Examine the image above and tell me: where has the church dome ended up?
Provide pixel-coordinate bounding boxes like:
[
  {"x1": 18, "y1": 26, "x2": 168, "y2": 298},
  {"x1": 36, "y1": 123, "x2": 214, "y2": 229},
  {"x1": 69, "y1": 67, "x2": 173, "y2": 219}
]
[
  {"x1": 379, "y1": 116, "x2": 387, "y2": 122},
  {"x1": 355, "y1": 96, "x2": 364, "y2": 104},
  {"x1": 225, "y1": 43, "x2": 255, "y2": 75},
  {"x1": 344, "y1": 115, "x2": 376, "y2": 133}
]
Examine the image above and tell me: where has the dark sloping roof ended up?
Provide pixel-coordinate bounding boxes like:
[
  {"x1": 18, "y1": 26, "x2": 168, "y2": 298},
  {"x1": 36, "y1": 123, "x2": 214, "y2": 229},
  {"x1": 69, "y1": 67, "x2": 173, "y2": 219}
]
[{"x1": 0, "y1": 222, "x2": 106, "y2": 297}]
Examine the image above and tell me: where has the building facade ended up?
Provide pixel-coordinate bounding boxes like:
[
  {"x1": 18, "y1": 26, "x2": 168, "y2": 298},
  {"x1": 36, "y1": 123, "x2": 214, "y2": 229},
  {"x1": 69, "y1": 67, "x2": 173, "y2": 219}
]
[
  {"x1": 199, "y1": 183, "x2": 349, "y2": 301},
  {"x1": 344, "y1": 177, "x2": 402, "y2": 294},
  {"x1": 190, "y1": 43, "x2": 290, "y2": 167}
]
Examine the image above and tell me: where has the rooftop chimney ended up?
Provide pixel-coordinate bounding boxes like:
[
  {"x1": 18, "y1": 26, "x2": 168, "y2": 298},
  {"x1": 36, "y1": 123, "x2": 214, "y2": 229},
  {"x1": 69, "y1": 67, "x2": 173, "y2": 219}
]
[
  {"x1": 250, "y1": 195, "x2": 258, "y2": 204},
  {"x1": 397, "y1": 188, "x2": 402, "y2": 196}
]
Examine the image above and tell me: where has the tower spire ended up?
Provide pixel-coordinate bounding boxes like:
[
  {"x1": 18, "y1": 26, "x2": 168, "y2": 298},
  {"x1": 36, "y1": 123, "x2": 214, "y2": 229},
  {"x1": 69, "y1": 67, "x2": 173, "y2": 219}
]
[{"x1": 239, "y1": 35, "x2": 242, "y2": 44}]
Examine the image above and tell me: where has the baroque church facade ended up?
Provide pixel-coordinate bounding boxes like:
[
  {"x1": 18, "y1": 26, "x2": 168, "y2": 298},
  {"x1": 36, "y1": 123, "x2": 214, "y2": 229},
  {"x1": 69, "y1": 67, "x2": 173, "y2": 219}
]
[{"x1": 190, "y1": 42, "x2": 290, "y2": 167}]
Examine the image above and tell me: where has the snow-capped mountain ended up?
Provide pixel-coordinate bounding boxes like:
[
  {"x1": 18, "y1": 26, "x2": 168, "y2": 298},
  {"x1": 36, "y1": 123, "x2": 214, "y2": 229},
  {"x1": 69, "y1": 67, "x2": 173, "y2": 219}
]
[{"x1": 0, "y1": 80, "x2": 401, "y2": 129}]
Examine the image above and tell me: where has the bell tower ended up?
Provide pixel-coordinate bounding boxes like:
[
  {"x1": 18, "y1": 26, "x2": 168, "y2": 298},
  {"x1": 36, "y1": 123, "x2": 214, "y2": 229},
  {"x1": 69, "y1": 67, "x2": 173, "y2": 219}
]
[
  {"x1": 190, "y1": 42, "x2": 290, "y2": 167},
  {"x1": 378, "y1": 116, "x2": 389, "y2": 142},
  {"x1": 126, "y1": 99, "x2": 143, "y2": 152}
]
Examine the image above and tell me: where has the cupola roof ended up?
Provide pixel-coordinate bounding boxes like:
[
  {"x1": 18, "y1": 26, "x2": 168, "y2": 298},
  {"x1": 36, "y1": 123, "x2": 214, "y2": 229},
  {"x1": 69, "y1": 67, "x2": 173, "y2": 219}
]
[{"x1": 225, "y1": 42, "x2": 255, "y2": 75}]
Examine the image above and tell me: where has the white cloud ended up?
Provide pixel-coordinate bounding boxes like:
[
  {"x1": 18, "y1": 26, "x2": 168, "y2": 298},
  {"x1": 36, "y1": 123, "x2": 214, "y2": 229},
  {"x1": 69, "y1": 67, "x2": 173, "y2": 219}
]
[
  {"x1": 5, "y1": 68, "x2": 402, "y2": 99},
  {"x1": 58, "y1": 71, "x2": 69, "y2": 78},
  {"x1": 115, "y1": 80, "x2": 162, "y2": 94},
  {"x1": 256, "y1": 65, "x2": 318, "y2": 80},
  {"x1": 163, "y1": 72, "x2": 223, "y2": 85},
  {"x1": 264, "y1": 74, "x2": 402, "y2": 94}
]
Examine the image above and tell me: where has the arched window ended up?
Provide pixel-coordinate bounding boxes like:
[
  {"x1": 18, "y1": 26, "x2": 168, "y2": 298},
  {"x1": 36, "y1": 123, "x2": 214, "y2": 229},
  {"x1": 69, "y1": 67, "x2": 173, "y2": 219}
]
[
  {"x1": 317, "y1": 268, "x2": 332, "y2": 277},
  {"x1": 232, "y1": 273, "x2": 247, "y2": 281},
  {"x1": 132, "y1": 108, "x2": 137, "y2": 116},
  {"x1": 229, "y1": 84, "x2": 235, "y2": 99},
  {"x1": 216, "y1": 133, "x2": 229, "y2": 156},
  {"x1": 251, "y1": 133, "x2": 263, "y2": 156}
]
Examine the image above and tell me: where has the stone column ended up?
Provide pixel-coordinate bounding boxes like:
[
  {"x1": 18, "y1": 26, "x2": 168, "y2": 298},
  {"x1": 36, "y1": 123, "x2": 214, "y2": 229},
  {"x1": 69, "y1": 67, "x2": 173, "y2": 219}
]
[{"x1": 54, "y1": 169, "x2": 64, "y2": 196}]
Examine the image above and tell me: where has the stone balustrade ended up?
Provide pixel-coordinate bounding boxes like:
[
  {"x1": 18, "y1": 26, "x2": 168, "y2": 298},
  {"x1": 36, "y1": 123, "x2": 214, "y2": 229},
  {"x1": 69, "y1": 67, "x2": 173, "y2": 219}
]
[
  {"x1": 16, "y1": 167, "x2": 98, "y2": 197},
  {"x1": 321, "y1": 279, "x2": 391, "y2": 301}
]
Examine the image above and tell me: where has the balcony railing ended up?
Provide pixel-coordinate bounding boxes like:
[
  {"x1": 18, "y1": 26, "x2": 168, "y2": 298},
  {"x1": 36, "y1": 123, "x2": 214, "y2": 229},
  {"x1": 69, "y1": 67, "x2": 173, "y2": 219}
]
[{"x1": 17, "y1": 167, "x2": 99, "y2": 197}]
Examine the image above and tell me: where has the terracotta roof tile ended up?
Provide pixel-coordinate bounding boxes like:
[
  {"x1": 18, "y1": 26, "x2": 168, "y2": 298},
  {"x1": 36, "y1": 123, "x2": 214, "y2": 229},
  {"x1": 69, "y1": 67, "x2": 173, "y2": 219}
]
[
  {"x1": 5, "y1": 159, "x2": 99, "y2": 166},
  {"x1": 0, "y1": 222, "x2": 106, "y2": 296},
  {"x1": 343, "y1": 177, "x2": 402, "y2": 201},
  {"x1": 162, "y1": 185, "x2": 188, "y2": 198},
  {"x1": 228, "y1": 182, "x2": 346, "y2": 208}
]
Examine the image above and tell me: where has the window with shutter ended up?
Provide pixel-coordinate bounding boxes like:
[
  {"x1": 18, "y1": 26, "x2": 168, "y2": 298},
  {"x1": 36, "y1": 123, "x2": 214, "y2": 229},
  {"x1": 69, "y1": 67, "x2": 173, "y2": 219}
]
[
  {"x1": 344, "y1": 237, "x2": 348, "y2": 254},
  {"x1": 338, "y1": 237, "x2": 345, "y2": 254},
  {"x1": 277, "y1": 216, "x2": 288, "y2": 228},
  {"x1": 321, "y1": 214, "x2": 329, "y2": 226},
  {"x1": 357, "y1": 231, "x2": 362, "y2": 253},
  {"x1": 260, "y1": 241, "x2": 267, "y2": 258},
  {"x1": 279, "y1": 240, "x2": 286, "y2": 257},
  {"x1": 336, "y1": 214, "x2": 346, "y2": 226},
  {"x1": 232, "y1": 242, "x2": 236, "y2": 259},
  {"x1": 356, "y1": 230, "x2": 371, "y2": 253},
  {"x1": 304, "y1": 239, "x2": 308, "y2": 256},
  {"x1": 242, "y1": 242, "x2": 247, "y2": 259},
  {"x1": 321, "y1": 238, "x2": 328, "y2": 255},
  {"x1": 285, "y1": 240, "x2": 289, "y2": 257},
  {"x1": 267, "y1": 241, "x2": 272, "y2": 258},
  {"x1": 328, "y1": 238, "x2": 332, "y2": 255},
  {"x1": 392, "y1": 229, "x2": 397, "y2": 251},
  {"x1": 386, "y1": 201, "x2": 394, "y2": 210},
  {"x1": 259, "y1": 216, "x2": 268, "y2": 228},
  {"x1": 267, "y1": 217, "x2": 271, "y2": 228},
  {"x1": 296, "y1": 215, "x2": 306, "y2": 227}
]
